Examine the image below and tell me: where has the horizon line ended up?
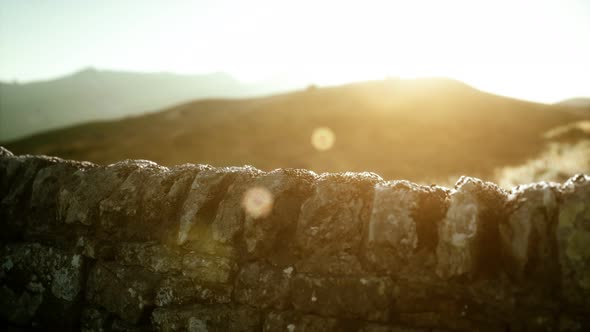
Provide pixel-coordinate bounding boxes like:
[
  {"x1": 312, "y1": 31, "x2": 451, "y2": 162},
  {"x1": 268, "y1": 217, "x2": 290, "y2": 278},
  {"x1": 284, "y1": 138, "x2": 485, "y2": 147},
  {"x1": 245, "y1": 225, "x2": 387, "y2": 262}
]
[{"x1": 1, "y1": 66, "x2": 589, "y2": 105}]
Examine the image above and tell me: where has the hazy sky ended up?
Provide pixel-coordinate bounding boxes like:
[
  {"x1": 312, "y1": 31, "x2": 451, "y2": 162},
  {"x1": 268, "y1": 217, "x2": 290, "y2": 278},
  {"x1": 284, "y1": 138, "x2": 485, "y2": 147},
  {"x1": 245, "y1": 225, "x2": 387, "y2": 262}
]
[{"x1": 1, "y1": 0, "x2": 589, "y2": 103}]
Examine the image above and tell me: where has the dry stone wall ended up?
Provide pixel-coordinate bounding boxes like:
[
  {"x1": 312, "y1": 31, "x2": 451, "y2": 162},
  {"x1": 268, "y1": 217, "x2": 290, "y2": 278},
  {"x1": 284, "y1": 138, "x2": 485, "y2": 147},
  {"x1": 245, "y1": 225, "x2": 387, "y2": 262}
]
[{"x1": 0, "y1": 146, "x2": 589, "y2": 331}]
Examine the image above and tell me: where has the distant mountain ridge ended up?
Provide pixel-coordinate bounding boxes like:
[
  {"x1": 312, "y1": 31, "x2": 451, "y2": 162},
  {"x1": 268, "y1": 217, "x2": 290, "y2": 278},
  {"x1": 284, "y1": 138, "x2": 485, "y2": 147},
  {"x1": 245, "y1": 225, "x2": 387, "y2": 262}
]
[{"x1": 0, "y1": 68, "x2": 300, "y2": 141}]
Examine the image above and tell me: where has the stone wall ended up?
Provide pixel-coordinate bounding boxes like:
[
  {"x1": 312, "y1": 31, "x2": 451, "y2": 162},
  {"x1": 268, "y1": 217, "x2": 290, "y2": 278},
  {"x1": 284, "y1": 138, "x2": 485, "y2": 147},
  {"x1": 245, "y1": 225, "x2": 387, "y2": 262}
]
[{"x1": 0, "y1": 146, "x2": 589, "y2": 331}]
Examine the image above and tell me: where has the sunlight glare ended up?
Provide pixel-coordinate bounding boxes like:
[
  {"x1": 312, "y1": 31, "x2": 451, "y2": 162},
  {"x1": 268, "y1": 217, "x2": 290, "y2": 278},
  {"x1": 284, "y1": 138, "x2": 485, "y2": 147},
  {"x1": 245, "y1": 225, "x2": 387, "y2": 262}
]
[
  {"x1": 311, "y1": 127, "x2": 335, "y2": 151},
  {"x1": 1, "y1": 0, "x2": 588, "y2": 102},
  {"x1": 242, "y1": 186, "x2": 274, "y2": 219}
]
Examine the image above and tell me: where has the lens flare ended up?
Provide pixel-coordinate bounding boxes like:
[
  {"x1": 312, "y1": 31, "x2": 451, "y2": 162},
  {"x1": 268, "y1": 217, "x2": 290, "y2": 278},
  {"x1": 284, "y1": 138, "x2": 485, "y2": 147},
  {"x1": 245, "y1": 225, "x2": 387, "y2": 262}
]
[
  {"x1": 311, "y1": 127, "x2": 335, "y2": 151},
  {"x1": 242, "y1": 186, "x2": 274, "y2": 219}
]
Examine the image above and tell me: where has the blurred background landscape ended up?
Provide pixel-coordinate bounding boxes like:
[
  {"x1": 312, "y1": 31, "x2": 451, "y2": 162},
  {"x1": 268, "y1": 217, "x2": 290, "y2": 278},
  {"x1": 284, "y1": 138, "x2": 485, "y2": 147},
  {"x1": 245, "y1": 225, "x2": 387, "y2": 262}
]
[{"x1": 1, "y1": 0, "x2": 589, "y2": 187}]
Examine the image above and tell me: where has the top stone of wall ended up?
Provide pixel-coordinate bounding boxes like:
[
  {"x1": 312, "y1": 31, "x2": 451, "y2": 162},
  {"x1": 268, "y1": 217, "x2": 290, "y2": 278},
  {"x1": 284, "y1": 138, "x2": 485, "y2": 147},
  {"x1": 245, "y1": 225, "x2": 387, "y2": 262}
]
[{"x1": 1, "y1": 146, "x2": 590, "y2": 331}]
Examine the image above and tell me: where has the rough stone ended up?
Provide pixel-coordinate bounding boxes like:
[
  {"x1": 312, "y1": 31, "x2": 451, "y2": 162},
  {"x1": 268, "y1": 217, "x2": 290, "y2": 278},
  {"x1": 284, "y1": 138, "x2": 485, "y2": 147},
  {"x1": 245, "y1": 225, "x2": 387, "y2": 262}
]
[
  {"x1": 141, "y1": 163, "x2": 205, "y2": 244},
  {"x1": 358, "y1": 324, "x2": 431, "y2": 332},
  {"x1": 234, "y1": 261, "x2": 292, "y2": 309},
  {"x1": 81, "y1": 306, "x2": 111, "y2": 332},
  {"x1": 263, "y1": 311, "x2": 429, "y2": 332},
  {"x1": 86, "y1": 261, "x2": 161, "y2": 324},
  {"x1": 30, "y1": 160, "x2": 95, "y2": 213},
  {"x1": 364, "y1": 181, "x2": 450, "y2": 278},
  {"x1": 210, "y1": 167, "x2": 269, "y2": 244},
  {"x1": 396, "y1": 311, "x2": 499, "y2": 332},
  {"x1": 0, "y1": 146, "x2": 13, "y2": 157},
  {"x1": 263, "y1": 311, "x2": 340, "y2": 332},
  {"x1": 25, "y1": 160, "x2": 95, "y2": 247},
  {"x1": 1, "y1": 155, "x2": 77, "y2": 240},
  {"x1": 0, "y1": 243, "x2": 84, "y2": 328},
  {"x1": 501, "y1": 182, "x2": 560, "y2": 280},
  {"x1": 115, "y1": 242, "x2": 182, "y2": 274},
  {"x1": 240, "y1": 169, "x2": 315, "y2": 258},
  {"x1": 436, "y1": 177, "x2": 507, "y2": 279},
  {"x1": 0, "y1": 149, "x2": 17, "y2": 195},
  {"x1": 151, "y1": 304, "x2": 261, "y2": 332},
  {"x1": 76, "y1": 236, "x2": 117, "y2": 260},
  {"x1": 295, "y1": 172, "x2": 383, "y2": 275},
  {"x1": 392, "y1": 277, "x2": 464, "y2": 315},
  {"x1": 295, "y1": 251, "x2": 366, "y2": 276},
  {"x1": 176, "y1": 166, "x2": 259, "y2": 246},
  {"x1": 2, "y1": 155, "x2": 65, "y2": 210},
  {"x1": 181, "y1": 251, "x2": 237, "y2": 284},
  {"x1": 98, "y1": 160, "x2": 168, "y2": 238},
  {"x1": 409, "y1": 184, "x2": 450, "y2": 251},
  {"x1": 58, "y1": 159, "x2": 145, "y2": 226},
  {"x1": 290, "y1": 274, "x2": 393, "y2": 321},
  {"x1": 81, "y1": 306, "x2": 148, "y2": 332},
  {"x1": 366, "y1": 181, "x2": 420, "y2": 267},
  {"x1": 1, "y1": 148, "x2": 590, "y2": 331},
  {"x1": 155, "y1": 275, "x2": 232, "y2": 307},
  {"x1": 0, "y1": 243, "x2": 84, "y2": 302},
  {"x1": 557, "y1": 174, "x2": 590, "y2": 311},
  {"x1": 0, "y1": 284, "x2": 44, "y2": 325},
  {"x1": 364, "y1": 181, "x2": 448, "y2": 273}
]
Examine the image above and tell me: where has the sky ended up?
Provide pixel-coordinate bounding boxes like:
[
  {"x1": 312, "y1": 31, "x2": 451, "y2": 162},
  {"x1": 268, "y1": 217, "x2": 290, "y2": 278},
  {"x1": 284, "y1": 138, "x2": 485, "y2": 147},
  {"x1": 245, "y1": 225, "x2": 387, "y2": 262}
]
[{"x1": 0, "y1": 0, "x2": 589, "y2": 103}]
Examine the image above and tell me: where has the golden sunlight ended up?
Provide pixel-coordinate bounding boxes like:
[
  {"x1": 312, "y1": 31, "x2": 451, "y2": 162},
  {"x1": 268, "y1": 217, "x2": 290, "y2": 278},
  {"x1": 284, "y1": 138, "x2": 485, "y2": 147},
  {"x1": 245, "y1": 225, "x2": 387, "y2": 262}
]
[{"x1": 206, "y1": 0, "x2": 589, "y2": 102}]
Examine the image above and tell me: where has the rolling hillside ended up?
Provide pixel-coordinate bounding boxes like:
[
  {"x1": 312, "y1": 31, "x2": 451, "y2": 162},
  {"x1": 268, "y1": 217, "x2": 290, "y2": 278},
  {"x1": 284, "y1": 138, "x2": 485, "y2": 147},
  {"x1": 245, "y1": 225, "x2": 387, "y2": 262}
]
[
  {"x1": 0, "y1": 68, "x2": 299, "y2": 141},
  {"x1": 5, "y1": 78, "x2": 587, "y2": 183}
]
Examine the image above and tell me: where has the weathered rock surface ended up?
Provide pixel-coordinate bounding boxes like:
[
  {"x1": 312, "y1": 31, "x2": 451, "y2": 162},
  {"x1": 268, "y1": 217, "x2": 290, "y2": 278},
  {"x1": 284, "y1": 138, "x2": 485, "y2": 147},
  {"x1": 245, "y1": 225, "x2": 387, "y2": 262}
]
[
  {"x1": 234, "y1": 261, "x2": 292, "y2": 309},
  {"x1": 436, "y1": 177, "x2": 507, "y2": 279},
  {"x1": 240, "y1": 169, "x2": 315, "y2": 259},
  {"x1": 151, "y1": 304, "x2": 260, "y2": 332},
  {"x1": 0, "y1": 243, "x2": 85, "y2": 329},
  {"x1": 290, "y1": 274, "x2": 394, "y2": 321},
  {"x1": 558, "y1": 174, "x2": 590, "y2": 312},
  {"x1": 26, "y1": 160, "x2": 96, "y2": 247},
  {"x1": 1, "y1": 148, "x2": 590, "y2": 331},
  {"x1": 154, "y1": 275, "x2": 232, "y2": 307},
  {"x1": 86, "y1": 261, "x2": 160, "y2": 324},
  {"x1": 501, "y1": 182, "x2": 560, "y2": 280},
  {"x1": 263, "y1": 311, "x2": 340, "y2": 332},
  {"x1": 181, "y1": 250, "x2": 236, "y2": 283},
  {"x1": 177, "y1": 166, "x2": 259, "y2": 246},
  {"x1": 295, "y1": 172, "x2": 382, "y2": 275},
  {"x1": 115, "y1": 242, "x2": 182, "y2": 274},
  {"x1": 365, "y1": 181, "x2": 448, "y2": 273}
]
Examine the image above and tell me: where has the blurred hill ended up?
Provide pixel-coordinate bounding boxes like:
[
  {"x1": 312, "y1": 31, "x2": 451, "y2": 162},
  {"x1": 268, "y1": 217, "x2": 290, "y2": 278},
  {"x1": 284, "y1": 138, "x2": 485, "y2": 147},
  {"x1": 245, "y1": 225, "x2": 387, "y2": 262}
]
[
  {"x1": 556, "y1": 97, "x2": 590, "y2": 108},
  {"x1": 5, "y1": 78, "x2": 589, "y2": 184},
  {"x1": 496, "y1": 120, "x2": 590, "y2": 188},
  {"x1": 0, "y1": 68, "x2": 299, "y2": 141}
]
